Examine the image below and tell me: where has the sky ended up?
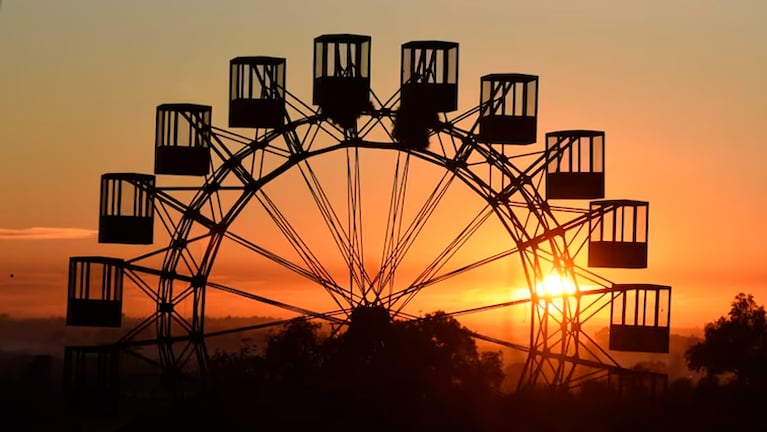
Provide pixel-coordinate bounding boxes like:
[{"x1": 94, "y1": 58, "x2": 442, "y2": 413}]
[{"x1": 0, "y1": 0, "x2": 766, "y2": 331}]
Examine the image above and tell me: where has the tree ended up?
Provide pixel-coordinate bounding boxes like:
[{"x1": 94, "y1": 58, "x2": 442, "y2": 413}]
[
  {"x1": 263, "y1": 318, "x2": 322, "y2": 383},
  {"x1": 686, "y1": 293, "x2": 767, "y2": 387},
  {"x1": 319, "y1": 309, "x2": 504, "y2": 402},
  {"x1": 206, "y1": 309, "x2": 505, "y2": 430}
]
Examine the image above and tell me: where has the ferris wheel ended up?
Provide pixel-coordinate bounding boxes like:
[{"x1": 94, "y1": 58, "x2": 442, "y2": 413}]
[{"x1": 63, "y1": 34, "x2": 672, "y2": 404}]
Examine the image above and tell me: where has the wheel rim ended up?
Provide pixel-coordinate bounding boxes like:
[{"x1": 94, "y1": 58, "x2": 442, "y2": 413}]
[{"x1": 142, "y1": 106, "x2": 610, "y2": 390}]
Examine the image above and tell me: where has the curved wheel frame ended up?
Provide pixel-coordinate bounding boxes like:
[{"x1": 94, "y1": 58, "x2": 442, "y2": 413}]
[
  {"x1": 67, "y1": 40, "x2": 670, "y2": 397},
  {"x1": 104, "y1": 88, "x2": 642, "y2": 391}
]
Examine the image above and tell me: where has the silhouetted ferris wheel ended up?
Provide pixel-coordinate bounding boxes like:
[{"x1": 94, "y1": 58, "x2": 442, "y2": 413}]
[{"x1": 64, "y1": 34, "x2": 672, "y2": 405}]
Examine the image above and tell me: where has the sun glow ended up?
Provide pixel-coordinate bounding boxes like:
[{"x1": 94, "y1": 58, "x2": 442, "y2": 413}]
[{"x1": 536, "y1": 273, "x2": 578, "y2": 298}]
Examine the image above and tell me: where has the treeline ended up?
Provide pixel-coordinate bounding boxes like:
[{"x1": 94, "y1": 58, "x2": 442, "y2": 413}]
[
  {"x1": 120, "y1": 305, "x2": 764, "y2": 432},
  {"x1": 2, "y1": 292, "x2": 766, "y2": 431},
  {"x1": 0, "y1": 314, "x2": 280, "y2": 356}
]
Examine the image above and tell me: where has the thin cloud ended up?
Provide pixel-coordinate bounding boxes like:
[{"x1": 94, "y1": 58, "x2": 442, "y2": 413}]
[{"x1": 0, "y1": 227, "x2": 97, "y2": 240}]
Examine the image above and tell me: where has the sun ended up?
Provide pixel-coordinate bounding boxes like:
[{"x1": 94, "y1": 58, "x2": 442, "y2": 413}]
[{"x1": 536, "y1": 273, "x2": 577, "y2": 298}]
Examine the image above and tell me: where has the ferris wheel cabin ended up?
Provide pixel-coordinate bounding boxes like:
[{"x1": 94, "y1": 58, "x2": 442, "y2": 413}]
[
  {"x1": 98, "y1": 173, "x2": 155, "y2": 245},
  {"x1": 477, "y1": 74, "x2": 539, "y2": 144},
  {"x1": 400, "y1": 41, "x2": 459, "y2": 113},
  {"x1": 66, "y1": 257, "x2": 124, "y2": 328},
  {"x1": 609, "y1": 284, "x2": 671, "y2": 353},
  {"x1": 545, "y1": 130, "x2": 605, "y2": 200},
  {"x1": 154, "y1": 104, "x2": 211, "y2": 176},
  {"x1": 64, "y1": 345, "x2": 119, "y2": 413},
  {"x1": 313, "y1": 34, "x2": 371, "y2": 127},
  {"x1": 229, "y1": 56, "x2": 286, "y2": 129},
  {"x1": 588, "y1": 200, "x2": 648, "y2": 268},
  {"x1": 607, "y1": 368, "x2": 668, "y2": 397}
]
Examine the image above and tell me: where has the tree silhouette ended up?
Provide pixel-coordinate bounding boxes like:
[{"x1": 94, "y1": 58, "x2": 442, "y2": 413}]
[
  {"x1": 392, "y1": 101, "x2": 439, "y2": 149},
  {"x1": 205, "y1": 309, "x2": 504, "y2": 430},
  {"x1": 686, "y1": 293, "x2": 767, "y2": 388},
  {"x1": 263, "y1": 318, "x2": 322, "y2": 384}
]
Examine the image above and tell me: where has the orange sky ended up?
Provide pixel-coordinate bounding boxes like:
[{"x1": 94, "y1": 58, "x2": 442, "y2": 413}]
[{"x1": 0, "y1": 0, "x2": 766, "y2": 332}]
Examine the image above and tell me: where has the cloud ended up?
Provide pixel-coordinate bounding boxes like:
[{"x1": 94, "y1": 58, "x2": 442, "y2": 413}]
[{"x1": 0, "y1": 227, "x2": 97, "y2": 240}]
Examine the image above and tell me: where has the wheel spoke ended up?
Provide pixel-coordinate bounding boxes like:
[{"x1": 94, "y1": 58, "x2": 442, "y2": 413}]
[
  {"x1": 254, "y1": 190, "x2": 350, "y2": 307},
  {"x1": 204, "y1": 311, "x2": 347, "y2": 339},
  {"x1": 467, "y1": 330, "x2": 530, "y2": 352},
  {"x1": 118, "y1": 313, "x2": 159, "y2": 344},
  {"x1": 223, "y1": 229, "x2": 353, "y2": 307},
  {"x1": 398, "y1": 306, "x2": 531, "y2": 352},
  {"x1": 123, "y1": 267, "x2": 160, "y2": 302},
  {"x1": 392, "y1": 245, "x2": 520, "y2": 304},
  {"x1": 391, "y1": 204, "x2": 495, "y2": 312},
  {"x1": 207, "y1": 280, "x2": 347, "y2": 323},
  {"x1": 295, "y1": 157, "x2": 373, "y2": 298},
  {"x1": 378, "y1": 152, "x2": 410, "y2": 303},
  {"x1": 346, "y1": 145, "x2": 371, "y2": 301},
  {"x1": 372, "y1": 169, "x2": 457, "y2": 293},
  {"x1": 435, "y1": 297, "x2": 531, "y2": 319}
]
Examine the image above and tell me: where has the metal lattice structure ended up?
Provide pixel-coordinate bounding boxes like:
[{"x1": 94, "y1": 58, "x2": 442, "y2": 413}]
[{"x1": 64, "y1": 34, "x2": 672, "y2": 403}]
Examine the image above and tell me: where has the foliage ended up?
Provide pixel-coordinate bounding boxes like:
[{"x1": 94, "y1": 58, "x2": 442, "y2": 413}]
[
  {"x1": 263, "y1": 318, "x2": 321, "y2": 383},
  {"x1": 392, "y1": 102, "x2": 439, "y2": 149},
  {"x1": 206, "y1": 308, "x2": 504, "y2": 430},
  {"x1": 686, "y1": 293, "x2": 767, "y2": 387}
]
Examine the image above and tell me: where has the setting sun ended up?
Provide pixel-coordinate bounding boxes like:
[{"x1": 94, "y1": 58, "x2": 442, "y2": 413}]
[{"x1": 536, "y1": 273, "x2": 577, "y2": 298}]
